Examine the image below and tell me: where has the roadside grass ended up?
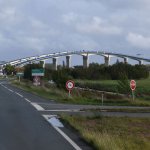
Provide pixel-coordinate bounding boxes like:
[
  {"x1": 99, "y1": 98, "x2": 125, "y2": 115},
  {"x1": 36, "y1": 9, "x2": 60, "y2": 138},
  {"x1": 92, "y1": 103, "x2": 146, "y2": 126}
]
[
  {"x1": 81, "y1": 108, "x2": 150, "y2": 113},
  {"x1": 11, "y1": 79, "x2": 150, "y2": 106},
  {"x1": 75, "y1": 78, "x2": 150, "y2": 95},
  {"x1": 61, "y1": 115, "x2": 150, "y2": 150},
  {"x1": 75, "y1": 79, "x2": 118, "y2": 93}
]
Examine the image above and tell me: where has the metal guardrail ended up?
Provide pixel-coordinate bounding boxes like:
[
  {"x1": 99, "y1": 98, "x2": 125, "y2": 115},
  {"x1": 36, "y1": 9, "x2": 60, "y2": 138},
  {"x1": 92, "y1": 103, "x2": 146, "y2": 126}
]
[{"x1": 74, "y1": 86, "x2": 126, "y2": 97}]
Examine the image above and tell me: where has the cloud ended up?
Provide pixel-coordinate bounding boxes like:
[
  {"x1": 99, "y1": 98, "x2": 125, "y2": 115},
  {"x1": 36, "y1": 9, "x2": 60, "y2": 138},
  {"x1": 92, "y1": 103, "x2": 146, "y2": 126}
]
[
  {"x1": 62, "y1": 12, "x2": 78, "y2": 25},
  {"x1": 76, "y1": 16, "x2": 122, "y2": 35},
  {"x1": 127, "y1": 32, "x2": 150, "y2": 49},
  {"x1": 0, "y1": 0, "x2": 150, "y2": 60}
]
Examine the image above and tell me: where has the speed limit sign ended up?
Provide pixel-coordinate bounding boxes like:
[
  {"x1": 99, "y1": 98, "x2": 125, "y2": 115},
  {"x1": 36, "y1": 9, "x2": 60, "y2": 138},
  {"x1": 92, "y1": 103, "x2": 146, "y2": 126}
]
[{"x1": 66, "y1": 80, "x2": 75, "y2": 91}]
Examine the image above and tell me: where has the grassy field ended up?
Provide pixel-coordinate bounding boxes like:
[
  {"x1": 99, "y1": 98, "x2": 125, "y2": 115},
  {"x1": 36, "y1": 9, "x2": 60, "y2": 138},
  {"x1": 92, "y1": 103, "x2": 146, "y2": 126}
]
[
  {"x1": 11, "y1": 79, "x2": 150, "y2": 106},
  {"x1": 75, "y1": 79, "x2": 118, "y2": 93},
  {"x1": 61, "y1": 115, "x2": 150, "y2": 150},
  {"x1": 75, "y1": 78, "x2": 150, "y2": 96}
]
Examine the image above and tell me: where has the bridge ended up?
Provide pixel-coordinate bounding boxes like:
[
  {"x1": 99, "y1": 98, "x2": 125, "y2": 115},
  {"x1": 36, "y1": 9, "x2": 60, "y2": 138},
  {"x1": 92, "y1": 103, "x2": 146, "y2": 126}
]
[{"x1": 0, "y1": 51, "x2": 150, "y2": 70}]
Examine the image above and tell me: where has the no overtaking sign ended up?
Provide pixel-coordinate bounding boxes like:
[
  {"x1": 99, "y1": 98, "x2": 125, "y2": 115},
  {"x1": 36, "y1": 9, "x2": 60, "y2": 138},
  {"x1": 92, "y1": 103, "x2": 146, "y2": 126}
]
[
  {"x1": 66, "y1": 80, "x2": 75, "y2": 91},
  {"x1": 66, "y1": 80, "x2": 75, "y2": 97}
]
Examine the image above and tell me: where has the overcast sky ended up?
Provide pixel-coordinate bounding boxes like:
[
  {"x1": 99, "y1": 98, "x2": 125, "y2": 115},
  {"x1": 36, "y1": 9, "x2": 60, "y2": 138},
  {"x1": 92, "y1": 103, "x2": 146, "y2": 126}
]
[{"x1": 0, "y1": 0, "x2": 150, "y2": 62}]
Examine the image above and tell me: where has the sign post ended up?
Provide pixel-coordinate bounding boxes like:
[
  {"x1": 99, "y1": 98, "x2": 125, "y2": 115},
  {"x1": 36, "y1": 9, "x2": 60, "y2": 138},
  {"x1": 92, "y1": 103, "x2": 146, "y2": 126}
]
[
  {"x1": 66, "y1": 80, "x2": 75, "y2": 97},
  {"x1": 101, "y1": 92, "x2": 104, "y2": 106},
  {"x1": 130, "y1": 80, "x2": 136, "y2": 101},
  {"x1": 16, "y1": 72, "x2": 24, "y2": 82}
]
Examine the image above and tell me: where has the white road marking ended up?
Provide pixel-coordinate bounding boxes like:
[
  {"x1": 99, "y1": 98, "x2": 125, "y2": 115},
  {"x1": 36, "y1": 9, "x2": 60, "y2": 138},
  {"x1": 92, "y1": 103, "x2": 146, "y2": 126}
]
[
  {"x1": 31, "y1": 103, "x2": 45, "y2": 111},
  {"x1": 54, "y1": 126, "x2": 82, "y2": 150},
  {"x1": 8, "y1": 89, "x2": 14, "y2": 92},
  {"x1": 43, "y1": 115, "x2": 57, "y2": 119},
  {"x1": 15, "y1": 92, "x2": 23, "y2": 98},
  {"x1": 42, "y1": 115, "x2": 82, "y2": 150},
  {"x1": 41, "y1": 109, "x2": 80, "y2": 112},
  {"x1": 24, "y1": 98, "x2": 31, "y2": 103}
]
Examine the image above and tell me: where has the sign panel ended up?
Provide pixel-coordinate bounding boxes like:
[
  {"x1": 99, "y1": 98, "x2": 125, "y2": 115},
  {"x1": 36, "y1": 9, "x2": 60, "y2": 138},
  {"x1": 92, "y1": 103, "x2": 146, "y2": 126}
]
[
  {"x1": 66, "y1": 80, "x2": 75, "y2": 91},
  {"x1": 16, "y1": 72, "x2": 24, "y2": 77},
  {"x1": 32, "y1": 69, "x2": 44, "y2": 76},
  {"x1": 130, "y1": 80, "x2": 136, "y2": 91}
]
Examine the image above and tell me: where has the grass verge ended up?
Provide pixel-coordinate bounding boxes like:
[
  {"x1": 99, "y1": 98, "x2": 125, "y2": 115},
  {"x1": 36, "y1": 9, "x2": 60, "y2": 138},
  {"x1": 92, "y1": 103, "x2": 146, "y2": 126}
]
[
  {"x1": 11, "y1": 79, "x2": 150, "y2": 106},
  {"x1": 81, "y1": 108, "x2": 150, "y2": 113},
  {"x1": 61, "y1": 115, "x2": 150, "y2": 150}
]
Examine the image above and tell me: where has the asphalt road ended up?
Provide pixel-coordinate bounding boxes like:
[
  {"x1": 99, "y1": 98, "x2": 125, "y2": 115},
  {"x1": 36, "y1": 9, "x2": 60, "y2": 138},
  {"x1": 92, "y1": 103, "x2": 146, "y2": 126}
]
[{"x1": 0, "y1": 80, "x2": 91, "y2": 150}]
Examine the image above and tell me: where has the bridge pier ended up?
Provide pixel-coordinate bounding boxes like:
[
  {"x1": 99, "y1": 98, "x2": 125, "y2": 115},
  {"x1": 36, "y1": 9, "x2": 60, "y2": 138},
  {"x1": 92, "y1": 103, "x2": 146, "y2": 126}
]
[
  {"x1": 52, "y1": 58, "x2": 58, "y2": 70},
  {"x1": 83, "y1": 55, "x2": 89, "y2": 68},
  {"x1": 124, "y1": 58, "x2": 128, "y2": 64},
  {"x1": 40, "y1": 60, "x2": 45, "y2": 68},
  {"x1": 138, "y1": 60, "x2": 143, "y2": 65},
  {"x1": 104, "y1": 56, "x2": 110, "y2": 66},
  {"x1": 66, "y1": 56, "x2": 71, "y2": 68}
]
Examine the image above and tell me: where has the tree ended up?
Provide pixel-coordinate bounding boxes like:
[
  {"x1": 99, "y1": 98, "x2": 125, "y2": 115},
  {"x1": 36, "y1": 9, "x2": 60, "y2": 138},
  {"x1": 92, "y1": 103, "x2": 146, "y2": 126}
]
[
  {"x1": 4, "y1": 64, "x2": 15, "y2": 75},
  {"x1": 52, "y1": 70, "x2": 72, "y2": 89},
  {"x1": 117, "y1": 73, "x2": 130, "y2": 94}
]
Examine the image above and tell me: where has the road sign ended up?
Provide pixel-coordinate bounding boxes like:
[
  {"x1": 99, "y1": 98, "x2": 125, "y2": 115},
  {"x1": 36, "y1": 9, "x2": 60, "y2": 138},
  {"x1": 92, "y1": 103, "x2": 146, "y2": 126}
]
[
  {"x1": 16, "y1": 72, "x2": 24, "y2": 82},
  {"x1": 32, "y1": 69, "x2": 44, "y2": 76},
  {"x1": 16, "y1": 72, "x2": 24, "y2": 77},
  {"x1": 66, "y1": 80, "x2": 75, "y2": 91},
  {"x1": 33, "y1": 76, "x2": 41, "y2": 86},
  {"x1": 130, "y1": 80, "x2": 136, "y2": 91},
  {"x1": 66, "y1": 80, "x2": 75, "y2": 97}
]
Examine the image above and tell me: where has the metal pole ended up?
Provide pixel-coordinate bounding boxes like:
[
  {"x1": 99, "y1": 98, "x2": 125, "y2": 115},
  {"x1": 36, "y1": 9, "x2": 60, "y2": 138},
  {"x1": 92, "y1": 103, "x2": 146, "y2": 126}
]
[
  {"x1": 19, "y1": 76, "x2": 20, "y2": 82},
  {"x1": 132, "y1": 90, "x2": 134, "y2": 101},
  {"x1": 69, "y1": 90, "x2": 71, "y2": 97},
  {"x1": 102, "y1": 93, "x2": 104, "y2": 106}
]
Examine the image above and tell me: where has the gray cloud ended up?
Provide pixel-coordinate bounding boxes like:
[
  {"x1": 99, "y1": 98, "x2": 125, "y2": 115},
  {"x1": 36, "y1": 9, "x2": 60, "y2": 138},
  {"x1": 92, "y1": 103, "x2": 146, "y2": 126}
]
[{"x1": 0, "y1": 0, "x2": 150, "y2": 61}]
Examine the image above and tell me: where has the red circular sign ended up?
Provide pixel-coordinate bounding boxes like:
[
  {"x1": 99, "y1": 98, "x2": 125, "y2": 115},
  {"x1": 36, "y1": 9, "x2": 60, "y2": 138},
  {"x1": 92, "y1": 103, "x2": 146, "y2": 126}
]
[
  {"x1": 130, "y1": 80, "x2": 136, "y2": 91},
  {"x1": 66, "y1": 80, "x2": 75, "y2": 91}
]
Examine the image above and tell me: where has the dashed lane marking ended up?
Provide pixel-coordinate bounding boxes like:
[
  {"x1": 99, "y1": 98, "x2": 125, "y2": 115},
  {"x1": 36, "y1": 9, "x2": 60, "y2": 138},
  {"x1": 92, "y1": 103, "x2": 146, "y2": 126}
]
[
  {"x1": 24, "y1": 98, "x2": 31, "y2": 103},
  {"x1": 8, "y1": 89, "x2": 14, "y2": 92},
  {"x1": 31, "y1": 103, "x2": 45, "y2": 111},
  {"x1": 41, "y1": 109, "x2": 80, "y2": 112},
  {"x1": 15, "y1": 92, "x2": 24, "y2": 98}
]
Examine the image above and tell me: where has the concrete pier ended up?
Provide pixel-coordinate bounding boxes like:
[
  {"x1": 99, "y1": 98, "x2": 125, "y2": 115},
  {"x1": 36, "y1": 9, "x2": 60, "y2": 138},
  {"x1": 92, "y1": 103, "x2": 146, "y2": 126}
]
[
  {"x1": 40, "y1": 60, "x2": 45, "y2": 68},
  {"x1": 138, "y1": 60, "x2": 143, "y2": 65},
  {"x1": 124, "y1": 58, "x2": 128, "y2": 64},
  {"x1": 52, "y1": 58, "x2": 58, "y2": 70},
  {"x1": 83, "y1": 55, "x2": 89, "y2": 68},
  {"x1": 66, "y1": 56, "x2": 71, "y2": 68},
  {"x1": 104, "y1": 56, "x2": 110, "y2": 66}
]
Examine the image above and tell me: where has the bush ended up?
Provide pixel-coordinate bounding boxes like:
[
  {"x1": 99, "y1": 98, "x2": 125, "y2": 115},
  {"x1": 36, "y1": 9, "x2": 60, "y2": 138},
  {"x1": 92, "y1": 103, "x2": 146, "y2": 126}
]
[
  {"x1": 52, "y1": 70, "x2": 73, "y2": 89},
  {"x1": 117, "y1": 73, "x2": 130, "y2": 94}
]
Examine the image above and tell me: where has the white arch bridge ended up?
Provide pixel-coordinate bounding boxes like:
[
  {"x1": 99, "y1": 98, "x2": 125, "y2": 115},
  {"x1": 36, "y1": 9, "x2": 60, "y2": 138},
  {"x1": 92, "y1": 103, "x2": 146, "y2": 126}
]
[{"x1": 0, "y1": 51, "x2": 150, "y2": 70}]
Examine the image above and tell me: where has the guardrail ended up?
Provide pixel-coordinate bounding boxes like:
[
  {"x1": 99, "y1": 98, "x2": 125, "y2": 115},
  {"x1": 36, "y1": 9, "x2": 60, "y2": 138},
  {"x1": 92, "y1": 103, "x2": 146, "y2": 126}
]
[{"x1": 74, "y1": 86, "x2": 126, "y2": 97}]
